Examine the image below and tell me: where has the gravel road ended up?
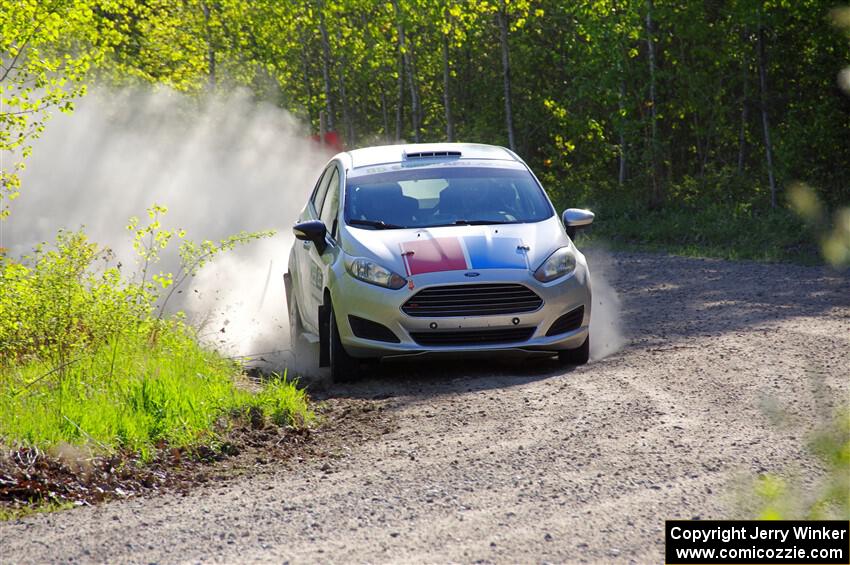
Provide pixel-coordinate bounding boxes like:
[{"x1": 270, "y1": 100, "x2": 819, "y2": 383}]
[{"x1": 2, "y1": 251, "x2": 848, "y2": 564}]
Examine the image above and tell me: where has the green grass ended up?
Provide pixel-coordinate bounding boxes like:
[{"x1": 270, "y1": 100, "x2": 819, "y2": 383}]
[
  {"x1": 0, "y1": 227, "x2": 312, "y2": 460},
  {"x1": 577, "y1": 199, "x2": 821, "y2": 264},
  {"x1": 0, "y1": 325, "x2": 312, "y2": 459},
  {"x1": 0, "y1": 501, "x2": 75, "y2": 521}
]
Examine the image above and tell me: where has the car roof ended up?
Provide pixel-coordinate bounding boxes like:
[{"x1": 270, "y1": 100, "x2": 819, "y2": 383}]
[{"x1": 338, "y1": 143, "x2": 521, "y2": 170}]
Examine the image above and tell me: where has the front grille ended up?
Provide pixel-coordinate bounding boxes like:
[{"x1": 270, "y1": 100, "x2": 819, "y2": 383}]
[
  {"x1": 401, "y1": 283, "x2": 543, "y2": 318},
  {"x1": 545, "y1": 306, "x2": 585, "y2": 337},
  {"x1": 409, "y1": 327, "x2": 536, "y2": 347},
  {"x1": 348, "y1": 315, "x2": 400, "y2": 343}
]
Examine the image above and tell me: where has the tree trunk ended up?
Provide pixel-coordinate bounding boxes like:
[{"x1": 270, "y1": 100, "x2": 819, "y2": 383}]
[
  {"x1": 645, "y1": 0, "x2": 661, "y2": 207},
  {"x1": 737, "y1": 46, "x2": 749, "y2": 174},
  {"x1": 318, "y1": 8, "x2": 334, "y2": 131},
  {"x1": 380, "y1": 88, "x2": 390, "y2": 143},
  {"x1": 442, "y1": 33, "x2": 454, "y2": 142},
  {"x1": 337, "y1": 30, "x2": 354, "y2": 145},
  {"x1": 395, "y1": 47, "x2": 405, "y2": 141},
  {"x1": 497, "y1": 5, "x2": 515, "y2": 151},
  {"x1": 300, "y1": 43, "x2": 315, "y2": 132},
  {"x1": 757, "y1": 23, "x2": 777, "y2": 208},
  {"x1": 338, "y1": 65, "x2": 353, "y2": 146},
  {"x1": 202, "y1": 2, "x2": 216, "y2": 90},
  {"x1": 459, "y1": 44, "x2": 473, "y2": 121},
  {"x1": 405, "y1": 35, "x2": 422, "y2": 143},
  {"x1": 392, "y1": 0, "x2": 405, "y2": 141},
  {"x1": 618, "y1": 78, "x2": 627, "y2": 185}
]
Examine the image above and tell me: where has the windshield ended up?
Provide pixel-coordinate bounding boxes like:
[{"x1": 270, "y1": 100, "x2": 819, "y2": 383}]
[{"x1": 344, "y1": 166, "x2": 554, "y2": 229}]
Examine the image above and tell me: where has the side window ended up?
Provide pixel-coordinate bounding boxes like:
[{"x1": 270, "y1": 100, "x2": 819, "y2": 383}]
[
  {"x1": 320, "y1": 168, "x2": 341, "y2": 238},
  {"x1": 311, "y1": 166, "x2": 334, "y2": 214}
]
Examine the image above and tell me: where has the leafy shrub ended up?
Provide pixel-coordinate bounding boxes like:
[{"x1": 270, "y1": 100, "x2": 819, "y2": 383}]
[
  {"x1": 0, "y1": 230, "x2": 152, "y2": 365},
  {"x1": 568, "y1": 191, "x2": 817, "y2": 264},
  {"x1": 0, "y1": 207, "x2": 310, "y2": 458},
  {"x1": 751, "y1": 410, "x2": 849, "y2": 520}
]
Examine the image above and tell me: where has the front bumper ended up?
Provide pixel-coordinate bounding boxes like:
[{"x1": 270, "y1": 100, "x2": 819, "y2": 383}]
[{"x1": 332, "y1": 265, "x2": 591, "y2": 359}]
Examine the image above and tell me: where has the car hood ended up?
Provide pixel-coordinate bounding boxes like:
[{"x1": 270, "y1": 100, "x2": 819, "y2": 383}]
[{"x1": 340, "y1": 216, "x2": 570, "y2": 277}]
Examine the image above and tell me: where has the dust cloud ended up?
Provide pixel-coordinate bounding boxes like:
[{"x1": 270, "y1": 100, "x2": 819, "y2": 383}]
[
  {"x1": 1, "y1": 87, "x2": 330, "y2": 370},
  {"x1": 586, "y1": 249, "x2": 626, "y2": 361}
]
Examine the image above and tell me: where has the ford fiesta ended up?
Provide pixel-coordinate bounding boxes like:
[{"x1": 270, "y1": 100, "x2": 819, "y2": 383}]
[{"x1": 284, "y1": 143, "x2": 595, "y2": 381}]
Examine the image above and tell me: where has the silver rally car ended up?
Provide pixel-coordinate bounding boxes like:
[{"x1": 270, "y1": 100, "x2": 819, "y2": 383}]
[{"x1": 285, "y1": 143, "x2": 594, "y2": 380}]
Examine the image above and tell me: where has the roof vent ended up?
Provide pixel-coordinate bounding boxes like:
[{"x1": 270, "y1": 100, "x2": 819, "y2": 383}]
[{"x1": 403, "y1": 150, "x2": 462, "y2": 160}]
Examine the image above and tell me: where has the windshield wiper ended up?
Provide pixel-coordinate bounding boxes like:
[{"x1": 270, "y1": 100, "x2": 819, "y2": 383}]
[
  {"x1": 458, "y1": 219, "x2": 511, "y2": 225},
  {"x1": 348, "y1": 219, "x2": 406, "y2": 230},
  {"x1": 428, "y1": 219, "x2": 512, "y2": 227}
]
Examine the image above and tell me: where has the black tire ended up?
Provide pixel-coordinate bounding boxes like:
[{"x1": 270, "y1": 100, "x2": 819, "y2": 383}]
[
  {"x1": 288, "y1": 293, "x2": 311, "y2": 372},
  {"x1": 558, "y1": 336, "x2": 590, "y2": 366},
  {"x1": 329, "y1": 303, "x2": 362, "y2": 382}
]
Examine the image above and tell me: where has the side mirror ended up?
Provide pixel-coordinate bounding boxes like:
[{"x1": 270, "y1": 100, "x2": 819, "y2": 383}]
[
  {"x1": 293, "y1": 220, "x2": 328, "y2": 254},
  {"x1": 562, "y1": 208, "x2": 595, "y2": 240}
]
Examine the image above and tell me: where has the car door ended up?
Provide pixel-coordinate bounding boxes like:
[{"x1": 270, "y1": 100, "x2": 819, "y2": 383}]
[
  {"x1": 302, "y1": 164, "x2": 342, "y2": 332},
  {"x1": 294, "y1": 165, "x2": 334, "y2": 330}
]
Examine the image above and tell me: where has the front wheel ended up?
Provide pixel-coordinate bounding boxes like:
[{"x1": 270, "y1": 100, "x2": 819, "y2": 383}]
[
  {"x1": 329, "y1": 303, "x2": 363, "y2": 382},
  {"x1": 558, "y1": 336, "x2": 589, "y2": 366}
]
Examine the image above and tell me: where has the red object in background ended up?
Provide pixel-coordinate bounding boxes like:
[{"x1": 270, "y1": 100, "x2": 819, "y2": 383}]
[{"x1": 311, "y1": 131, "x2": 344, "y2": 152}]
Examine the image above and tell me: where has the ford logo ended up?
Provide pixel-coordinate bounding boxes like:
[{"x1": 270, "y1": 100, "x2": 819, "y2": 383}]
[{"x1": 464, "y1": 272, "x2": 480, "y2": 277}]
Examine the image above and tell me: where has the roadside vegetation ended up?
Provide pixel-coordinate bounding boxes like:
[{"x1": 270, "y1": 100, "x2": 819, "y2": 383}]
[
  {"x1": 740, "y1": 180, "x2": 850, "y2": 520},
  {"x1": 0, "y1": 207, "x2": 312, "y2": 467},
  {"x1": 750, "y1": 409, "x2": 850, "y2": 520},
  {"x1": 570, "y1": 195, "x2": 817, "y2": 264}
]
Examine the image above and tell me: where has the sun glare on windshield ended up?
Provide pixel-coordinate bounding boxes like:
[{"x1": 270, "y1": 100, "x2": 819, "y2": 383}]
[{"x1": 344, "y1": 167, "x2": 554, "y2": 229}]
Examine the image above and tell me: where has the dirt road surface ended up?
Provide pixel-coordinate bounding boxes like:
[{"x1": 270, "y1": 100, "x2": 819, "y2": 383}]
[{"x1": 2, "y1": 251, "x2": 848, "y2": 564}]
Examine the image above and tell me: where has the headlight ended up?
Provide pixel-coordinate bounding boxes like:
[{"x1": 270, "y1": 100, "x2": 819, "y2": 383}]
[
  {"x1": 533, "y1": 247, "x2": 576, "y2": 282},
  {"x1": 346, "y1": 257, "x2": 407, "y2": 290}
]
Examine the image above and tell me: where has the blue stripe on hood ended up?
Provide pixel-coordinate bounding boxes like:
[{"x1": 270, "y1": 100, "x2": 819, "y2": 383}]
[{"x1": 465, "y1": 236, "x2": 527, "y2": 269}]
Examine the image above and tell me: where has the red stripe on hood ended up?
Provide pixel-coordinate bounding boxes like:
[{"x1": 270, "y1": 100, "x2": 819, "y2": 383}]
[{"x1": 401, "y1": 237, "x2": 468, "y2": 275}]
